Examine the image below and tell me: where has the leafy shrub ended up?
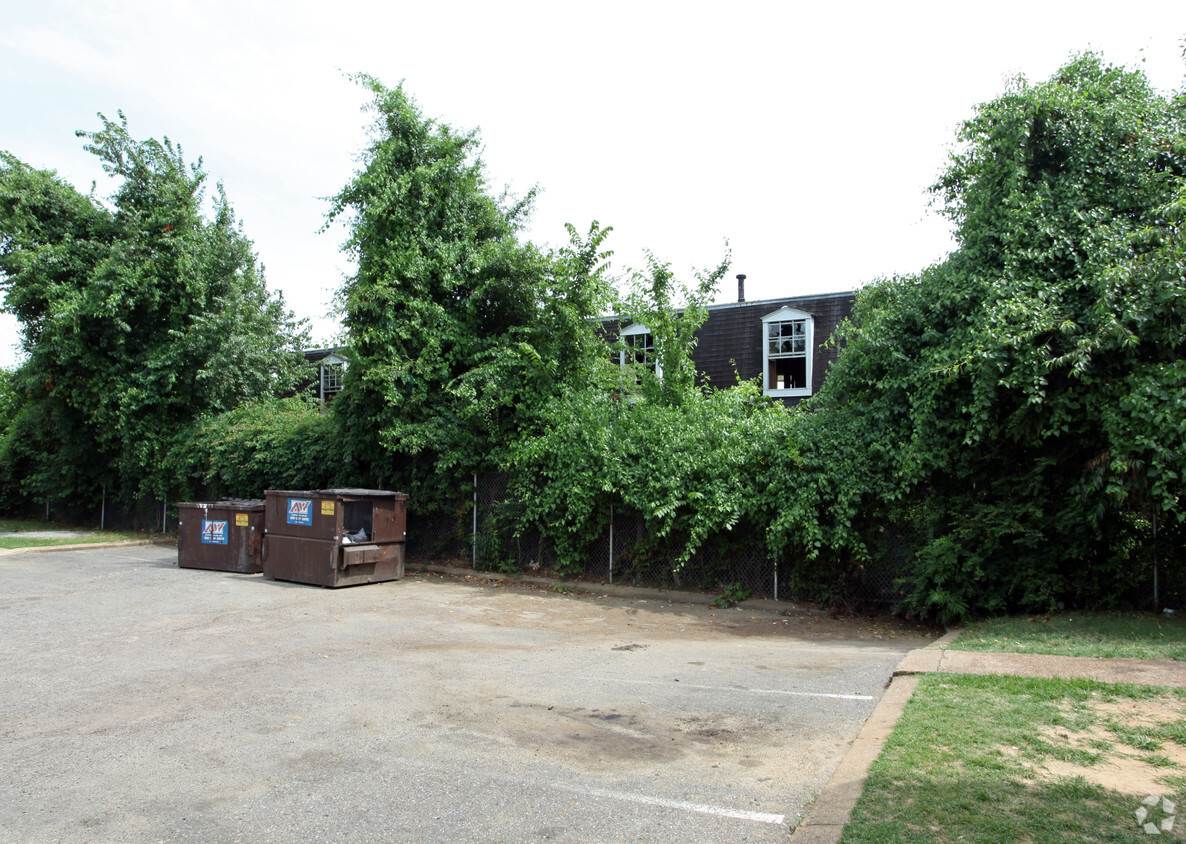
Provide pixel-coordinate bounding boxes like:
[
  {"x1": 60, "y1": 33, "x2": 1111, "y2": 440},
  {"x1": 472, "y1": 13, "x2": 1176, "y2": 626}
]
[
  {"x1": 168, "y1": 397, "x2": 344, "y2": 500},
  {"x1": 712, "y1": 583, "x2": 752, "y2": 609},
  {"x1": 506, "y1": 379, "x2": 798, "y2": 572}
]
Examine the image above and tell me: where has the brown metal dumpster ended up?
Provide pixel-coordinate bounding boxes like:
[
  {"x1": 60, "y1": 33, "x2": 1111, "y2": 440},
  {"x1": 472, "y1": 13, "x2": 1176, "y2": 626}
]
[
  {"x1": 177, "y1": 499, "x2": 266, "y2": 573},
  {"x1": 262, "y1": 489, "x2": 407, "y2": 587}
]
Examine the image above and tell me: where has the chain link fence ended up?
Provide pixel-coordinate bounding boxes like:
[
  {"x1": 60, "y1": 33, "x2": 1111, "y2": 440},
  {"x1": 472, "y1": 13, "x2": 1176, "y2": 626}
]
[
  {"x1": 406, "y1": 504, "x2": 471, "y2": 562},
  {"x1": 402, "y1": 471, "x2": 918, "y2": 607},
  {"x1": 14, "y1": 492, "x2": 174, "y2": 533},
  {"x1": 404, "y1": 472, "x2": 1186, "y2": 610},
  {"x1": 14, "y1": 469, "x2": 1182, "y2": 611}
]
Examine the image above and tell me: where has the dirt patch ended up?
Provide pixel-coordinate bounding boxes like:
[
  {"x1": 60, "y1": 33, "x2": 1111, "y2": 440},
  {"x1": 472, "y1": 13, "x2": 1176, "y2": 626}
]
[
  {"x1": 407, "y1": 568, "x2": 936, "y2": 645},
  {"x1": 1007, "y1": 696, "x2": 1186, "y2": 796}
]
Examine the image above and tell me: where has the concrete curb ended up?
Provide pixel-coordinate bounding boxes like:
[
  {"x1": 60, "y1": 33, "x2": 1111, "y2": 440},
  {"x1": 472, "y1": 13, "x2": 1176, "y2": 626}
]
[
  {"x1": 0, "y1": 538, "x2": 176, "y2": 556},
  {"x1": 789, "y1": 627, "x2": 963, "y2": 842},
  {"x1": 790, "y1": 675, "x2": 919, "y2": 842},
  {"x1": 891, "y1": 627, "x2": 961, "y2": 674}
]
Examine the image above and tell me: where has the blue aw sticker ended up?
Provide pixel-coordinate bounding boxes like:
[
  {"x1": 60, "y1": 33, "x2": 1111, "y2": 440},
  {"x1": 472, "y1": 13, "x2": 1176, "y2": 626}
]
[
  {"x1": 286, "y1": 498, "x2": 313, "y2": 526},
  {"x1": 201, "y1": 520, "x2": 229, "y2": 545}
]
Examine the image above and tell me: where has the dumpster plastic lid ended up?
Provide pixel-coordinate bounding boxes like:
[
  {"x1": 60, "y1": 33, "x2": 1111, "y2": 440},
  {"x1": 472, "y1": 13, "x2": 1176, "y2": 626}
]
[
  {"x1": 178, "y1": 498, "x2": 266, "y2": 509},
  {"x1": 319, "y1": 488, "x2": 405, "y2": 497},
  {"x1": 265, "y1": 488, "x2": 405, "y2": 498}
]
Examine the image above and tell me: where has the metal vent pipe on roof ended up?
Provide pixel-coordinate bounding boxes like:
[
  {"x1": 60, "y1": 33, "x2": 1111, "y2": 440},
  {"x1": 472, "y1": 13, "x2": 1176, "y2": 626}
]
[{"x1": 737, "y1": 273, "x2": 746, "y2": 303}]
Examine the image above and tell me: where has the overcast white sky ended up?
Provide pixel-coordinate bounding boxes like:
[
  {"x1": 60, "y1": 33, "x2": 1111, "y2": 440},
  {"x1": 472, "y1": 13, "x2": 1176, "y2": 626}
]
[{"x1": 2, "y1": 1, "x2": 1183, "y2": 369}]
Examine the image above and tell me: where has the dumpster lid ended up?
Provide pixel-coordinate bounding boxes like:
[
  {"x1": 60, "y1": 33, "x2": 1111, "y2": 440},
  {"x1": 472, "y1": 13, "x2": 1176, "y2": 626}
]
[
  {"x1": 319, "y1": 488, "x2": 405, "y2": 498},
  {"x1": 178, "y1": 498, "x2": 266, "y2": 509},
  {"x1": 265, "y1": 489, "x2": 406, "y2": 498}
]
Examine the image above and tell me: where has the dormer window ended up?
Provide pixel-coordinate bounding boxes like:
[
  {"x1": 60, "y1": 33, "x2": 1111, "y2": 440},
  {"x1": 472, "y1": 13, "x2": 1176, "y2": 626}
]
[
  {"x1": 761, "y1": 306, "x2": 813, "y2": 397},
  {"x1": 618, "y1": 323, "x2": 659, "y2": 376},
  {"x1": 319, "y1": 353, "x2": 347, "y2": 403}
]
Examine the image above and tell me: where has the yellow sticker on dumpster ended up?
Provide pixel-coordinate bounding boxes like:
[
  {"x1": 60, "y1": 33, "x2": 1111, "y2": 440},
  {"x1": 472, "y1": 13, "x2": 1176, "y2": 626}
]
[
  {"x1": 235, "y1": 513, "x2": 249, "y2": 526},
  {"x1": 321, "y1": 501, "x2": 335, "y2": 516}
]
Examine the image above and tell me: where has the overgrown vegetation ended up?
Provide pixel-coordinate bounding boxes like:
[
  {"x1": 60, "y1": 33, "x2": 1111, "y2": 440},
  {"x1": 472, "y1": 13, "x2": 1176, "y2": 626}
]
[
  {"x1": 507, "y1": 380, "x2": 792, "y2": 573},
  {"x1": 3, "y1": 53, "x2": 1185, "y2": 620},
  {"x1": 712, "y1": 583, "x2": 752, "y2": 609},
  {"x1": 166, "y1": 397, "x2": 344, "y2": 501},
  {"x1": 324, "y1": 77, "x2": 616, "y2": 508},
  {"x1": 780, "y1": 54, "x2": 1186, "y2": 621},
  {"x1": 0, "y1": 114, "x2": 309, "y2": 515}
]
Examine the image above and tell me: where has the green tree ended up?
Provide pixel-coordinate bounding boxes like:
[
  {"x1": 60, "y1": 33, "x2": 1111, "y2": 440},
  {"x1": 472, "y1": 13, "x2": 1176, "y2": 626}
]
[
  {"x1": 327, "y1": 78, "x2": 615, "y2": 504},
  {"x1": 784, "y1": 54, "x2": 1186, "y2": 620},
  {"x1": 0, "y1": 113, "x2": 309, "y2": 510}
]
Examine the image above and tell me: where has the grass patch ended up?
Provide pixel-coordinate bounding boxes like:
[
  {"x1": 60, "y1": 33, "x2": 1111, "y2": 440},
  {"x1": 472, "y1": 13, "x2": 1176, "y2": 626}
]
[
  {"x1": 840, "y1": 674, "x2": 1186, "y2": 843},
  {"x1": 1140, "y1": 752, "x2": 1179, "y2": 769},
  {"x1": 1108, "y1": 722, "x2": 1164, "y2": 753},
  {"x1": 0, "y1": 518, "x2": 148, "y2": 549},
  {"x1": 0, "y1": 535, "x2": 143, "y2": 549},
  {"x1": 1162, "y1": 774, "x2": 1186, "y2": 793},
  {"x1": 0, "y1": 518, "x2": 63, "y2": 532},
  {"x1": 951, "y1": 612, "x2": 1186, "y2": 661}
]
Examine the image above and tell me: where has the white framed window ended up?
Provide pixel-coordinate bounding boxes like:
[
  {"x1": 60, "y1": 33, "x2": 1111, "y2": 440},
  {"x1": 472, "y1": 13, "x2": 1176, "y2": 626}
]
[
  {"x1": 618, "y1": 323, "x2": 660, "y2": 377},
  {"x1": 319, "y1": 354, "x2": 347, "y2": 403},
  {"x1": 761, "y1": 306, "x2": 813, "y2": 397}
]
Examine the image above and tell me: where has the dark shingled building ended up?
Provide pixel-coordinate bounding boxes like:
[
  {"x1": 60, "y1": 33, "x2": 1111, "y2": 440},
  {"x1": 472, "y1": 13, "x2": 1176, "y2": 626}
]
[
  {"x1": 308, "y1": 279, "x2": 857, "y2": 407},
  {"x1": 606, "y1": 276, "x2": 856, "y2": 406},
  {"x1": 692, "y1": 290, "x2": 855, "y2": 403}
]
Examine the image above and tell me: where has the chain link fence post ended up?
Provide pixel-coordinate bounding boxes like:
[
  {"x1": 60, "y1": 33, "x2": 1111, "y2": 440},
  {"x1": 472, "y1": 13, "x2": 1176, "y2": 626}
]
[{"x1": 608, "y1": 503, "x2": 614, "y2": 584}]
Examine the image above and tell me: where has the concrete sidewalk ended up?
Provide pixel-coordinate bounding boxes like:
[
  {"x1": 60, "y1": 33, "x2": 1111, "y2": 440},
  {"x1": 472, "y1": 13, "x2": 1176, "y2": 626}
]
[
  {"x1": 790, "y1": 631, "x2": 1186, "y2": 842},
  {"x1": 895, "y1": 644, "x2": 1186, "y2": 688}
]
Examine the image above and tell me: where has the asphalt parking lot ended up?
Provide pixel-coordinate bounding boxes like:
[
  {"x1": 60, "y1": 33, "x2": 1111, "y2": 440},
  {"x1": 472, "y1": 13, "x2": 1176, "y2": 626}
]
[{"x1": 0, "y1": 545, "x2": 926, "y2": 843}]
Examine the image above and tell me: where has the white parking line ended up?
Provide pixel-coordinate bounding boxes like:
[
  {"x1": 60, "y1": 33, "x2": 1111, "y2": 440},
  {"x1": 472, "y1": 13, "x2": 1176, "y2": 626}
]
[
  {"x1": 584, "y1": 676, "x2": 874, "y2": 701},
  {"x1": 434, "y1": 731, "x2": 789, "y2": 826},
  {"x1": 558, "y1": 783, "x2": 787, "y2": 826}
]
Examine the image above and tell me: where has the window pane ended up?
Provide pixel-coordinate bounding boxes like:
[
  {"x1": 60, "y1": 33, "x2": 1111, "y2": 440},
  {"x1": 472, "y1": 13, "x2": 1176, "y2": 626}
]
[
  {"x1": 768, "y1": 356, "x2": 807, "y2": 390},
  {"x1": 323, "y1": 365, "x2": 342, "y2": 392},
  {"x1": 769, "y1": 320, "x2": 806, "y2": 358},
  {"x1": 623, "y1": 332, "x2": 655, "y2": 370}
]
